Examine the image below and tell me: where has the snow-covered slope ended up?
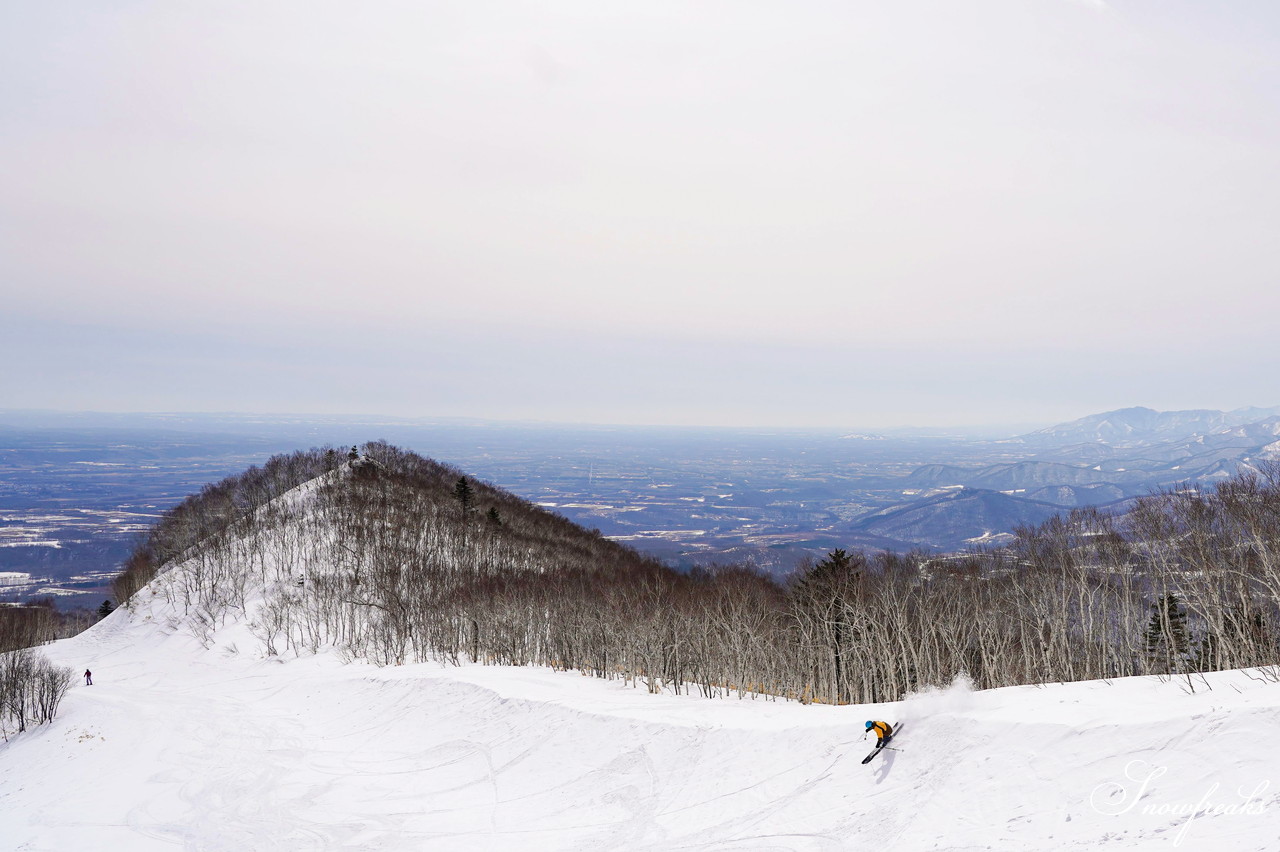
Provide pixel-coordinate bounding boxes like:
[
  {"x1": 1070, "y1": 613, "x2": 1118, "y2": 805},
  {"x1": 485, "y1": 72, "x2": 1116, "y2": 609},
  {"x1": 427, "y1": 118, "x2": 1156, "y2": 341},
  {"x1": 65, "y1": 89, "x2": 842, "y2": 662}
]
[{"x1": 4, "y1": 594, "x2": 1280, "y2": 851}]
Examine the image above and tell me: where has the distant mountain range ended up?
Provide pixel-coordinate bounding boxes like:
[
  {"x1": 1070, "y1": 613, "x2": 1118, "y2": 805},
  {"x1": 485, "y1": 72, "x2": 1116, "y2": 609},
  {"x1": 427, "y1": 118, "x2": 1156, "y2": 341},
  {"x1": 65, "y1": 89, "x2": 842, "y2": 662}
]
[
  {"x1": 860, "y1": 405, "x2": 1280, "y2": 552},
  {"x1": 848, "y1": 488, "x2": 1063, "y2": 550},
  {"x1": 1019, "y1": 405, "x2": 1280, "y2": 448}
]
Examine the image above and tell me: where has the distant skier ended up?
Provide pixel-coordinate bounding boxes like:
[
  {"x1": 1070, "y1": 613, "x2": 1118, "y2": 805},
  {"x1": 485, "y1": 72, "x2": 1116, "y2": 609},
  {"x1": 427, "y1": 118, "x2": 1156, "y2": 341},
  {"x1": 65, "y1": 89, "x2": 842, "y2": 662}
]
[
  {"x1": 84, "y1": 669, "x2": 92, "y2": 686},
  {"x1": 865, "y1": 720, "x2": 893, "y2": 749}
]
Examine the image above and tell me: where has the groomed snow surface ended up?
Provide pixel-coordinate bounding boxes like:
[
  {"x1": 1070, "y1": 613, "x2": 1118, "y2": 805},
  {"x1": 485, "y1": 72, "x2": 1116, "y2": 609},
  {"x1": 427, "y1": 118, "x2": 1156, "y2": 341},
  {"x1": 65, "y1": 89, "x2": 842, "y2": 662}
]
[{"x1": 4, "y1": 601, "x2": 1280, "y2": 851}]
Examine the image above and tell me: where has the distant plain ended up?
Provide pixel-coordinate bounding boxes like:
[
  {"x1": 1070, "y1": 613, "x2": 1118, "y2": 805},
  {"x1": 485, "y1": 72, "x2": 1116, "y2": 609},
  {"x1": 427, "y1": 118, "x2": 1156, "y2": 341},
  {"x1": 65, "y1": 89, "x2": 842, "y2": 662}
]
[{"x1": 3, "y1": 406, "x2": 1277, "y2": 608}]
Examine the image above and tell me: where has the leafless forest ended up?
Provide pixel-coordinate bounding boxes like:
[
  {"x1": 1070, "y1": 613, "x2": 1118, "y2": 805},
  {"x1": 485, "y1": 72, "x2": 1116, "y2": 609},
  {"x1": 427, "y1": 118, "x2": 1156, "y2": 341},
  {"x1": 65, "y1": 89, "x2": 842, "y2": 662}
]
[
  {"x1": 0, "y1": 599, "x2": 101, "y2": 654},
  {"x1": 108, "y1": 443, "x2": 1280, "y2": 704},
  {"x1": 0, "y1": 648, "x2": 73, "y2": 739},
  {"x1": 0, "y1": 601, "x2": 84, "y2": 736}
]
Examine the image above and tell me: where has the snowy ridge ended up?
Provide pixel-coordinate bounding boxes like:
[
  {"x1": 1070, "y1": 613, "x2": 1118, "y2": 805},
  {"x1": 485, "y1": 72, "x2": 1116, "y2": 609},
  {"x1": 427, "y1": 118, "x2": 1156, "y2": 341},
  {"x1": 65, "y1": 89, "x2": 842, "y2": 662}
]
[{"x1": 4, "y1": 588, "x2": 1280, "y2": 850}]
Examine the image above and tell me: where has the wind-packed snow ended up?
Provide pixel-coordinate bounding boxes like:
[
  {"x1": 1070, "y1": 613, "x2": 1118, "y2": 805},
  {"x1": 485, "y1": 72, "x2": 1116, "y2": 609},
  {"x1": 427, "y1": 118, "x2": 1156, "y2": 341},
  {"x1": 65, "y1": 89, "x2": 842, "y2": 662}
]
[{"x1": 4, "y1": 593, "x2": 1280, "y2": 851}]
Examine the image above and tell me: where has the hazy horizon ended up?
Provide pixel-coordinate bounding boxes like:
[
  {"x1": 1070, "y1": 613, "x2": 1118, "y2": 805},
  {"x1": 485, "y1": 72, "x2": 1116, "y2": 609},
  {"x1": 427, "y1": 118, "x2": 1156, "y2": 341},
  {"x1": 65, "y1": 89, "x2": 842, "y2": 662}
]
[
  {"x1": 5, "y1": 1, "x2": 1278, "y2": 427},
  {"x1": 0, "y1": 403, "x2": 1052, "y2": 435},
  {"x1": 4, "y1": 401, "x2": 1278, "y2": 440}
]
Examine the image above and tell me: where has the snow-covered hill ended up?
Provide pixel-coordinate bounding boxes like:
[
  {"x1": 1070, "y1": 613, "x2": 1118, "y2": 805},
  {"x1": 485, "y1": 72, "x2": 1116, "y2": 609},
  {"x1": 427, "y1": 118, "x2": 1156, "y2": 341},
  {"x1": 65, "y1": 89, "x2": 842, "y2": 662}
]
[
  {"x1": 4, "y1": 593, "x2": 1279, "y2": 851},
  {"x1": 1021, "y1": 406, "x2": 1280, "y2": 449}
]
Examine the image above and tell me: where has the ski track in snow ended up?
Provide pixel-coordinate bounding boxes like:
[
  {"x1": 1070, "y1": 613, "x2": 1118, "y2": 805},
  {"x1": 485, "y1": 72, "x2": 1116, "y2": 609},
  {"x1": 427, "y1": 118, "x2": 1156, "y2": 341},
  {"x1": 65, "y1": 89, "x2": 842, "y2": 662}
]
[{"x1": 4, "y1": 600, "x2": 1280, "y2": 850}]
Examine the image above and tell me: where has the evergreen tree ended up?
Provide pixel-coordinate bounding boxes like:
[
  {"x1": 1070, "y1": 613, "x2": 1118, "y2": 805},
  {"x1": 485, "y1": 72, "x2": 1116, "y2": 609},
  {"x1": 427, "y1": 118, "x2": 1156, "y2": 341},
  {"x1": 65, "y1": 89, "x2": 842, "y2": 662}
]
[
  {"x1": 348, "y1": 446, "x2": 359, "y2": 462},
  {"x1": 454, "y1": 477, "x2": 475, "y2": 512},
  {"x1": 97, "y1": 599, "x2": 115, "y2": 619},
  {"x1": 487, "y1": 507, "x2": 502, "y2": 526},
  {"x1": 1145, "y1": 593, "x2": 1189, "y2": 673},
  {"x1": 791, "y1": 549, "x2": 863, "y2": 703},
  {"x1": 815, "y1": 548, "x2": 856, "y2": 575}
]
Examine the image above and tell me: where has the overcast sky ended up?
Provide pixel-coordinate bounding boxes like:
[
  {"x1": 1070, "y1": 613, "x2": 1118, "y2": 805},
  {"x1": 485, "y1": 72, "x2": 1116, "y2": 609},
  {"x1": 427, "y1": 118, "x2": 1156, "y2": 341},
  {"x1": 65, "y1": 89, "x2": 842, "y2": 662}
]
[{"x1": 3, "y1": 1, "x2": 1278, "y2": 428}]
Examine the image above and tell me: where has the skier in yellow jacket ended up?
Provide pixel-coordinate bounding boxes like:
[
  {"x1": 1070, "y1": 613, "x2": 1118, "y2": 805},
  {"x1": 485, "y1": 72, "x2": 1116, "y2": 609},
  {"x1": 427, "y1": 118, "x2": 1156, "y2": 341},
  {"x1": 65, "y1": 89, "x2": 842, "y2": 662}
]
[{"x1": 865, "y1": 720, "x2": 894, "y2": 749}]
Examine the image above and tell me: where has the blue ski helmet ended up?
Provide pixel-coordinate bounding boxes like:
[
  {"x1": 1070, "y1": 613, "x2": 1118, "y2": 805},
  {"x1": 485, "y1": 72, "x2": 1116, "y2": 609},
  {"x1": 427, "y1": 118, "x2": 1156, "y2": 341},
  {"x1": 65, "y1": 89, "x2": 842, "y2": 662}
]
[{"x1": 865, "y1": 721, "x2": 874, "y2": 730}]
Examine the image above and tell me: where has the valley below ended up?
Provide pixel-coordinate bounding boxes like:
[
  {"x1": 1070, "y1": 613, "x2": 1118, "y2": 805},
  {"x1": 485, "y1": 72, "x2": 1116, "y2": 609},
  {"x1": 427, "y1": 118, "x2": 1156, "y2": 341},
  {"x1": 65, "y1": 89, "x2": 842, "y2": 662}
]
[{"x1": 4, "y1": 406, "x2": 1280, "y2": 605}]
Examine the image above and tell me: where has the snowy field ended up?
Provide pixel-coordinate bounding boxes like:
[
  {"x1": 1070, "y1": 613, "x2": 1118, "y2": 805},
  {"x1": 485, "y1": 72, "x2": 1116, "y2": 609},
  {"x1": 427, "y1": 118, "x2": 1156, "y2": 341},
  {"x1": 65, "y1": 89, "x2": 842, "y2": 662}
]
[{"x1": 4, "y1": 599, "x2": 1280, "y2": 851}]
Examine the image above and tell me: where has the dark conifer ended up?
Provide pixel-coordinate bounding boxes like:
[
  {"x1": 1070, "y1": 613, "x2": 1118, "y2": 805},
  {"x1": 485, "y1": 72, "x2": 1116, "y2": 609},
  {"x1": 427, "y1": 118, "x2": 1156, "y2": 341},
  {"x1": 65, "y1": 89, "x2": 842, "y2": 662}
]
[
  {"x1": 454, "y1": 477, "x2": 475, "y2": 512},
  {"x1": 1145, "y1": 593, "x2": 1189, "y2": 671}
]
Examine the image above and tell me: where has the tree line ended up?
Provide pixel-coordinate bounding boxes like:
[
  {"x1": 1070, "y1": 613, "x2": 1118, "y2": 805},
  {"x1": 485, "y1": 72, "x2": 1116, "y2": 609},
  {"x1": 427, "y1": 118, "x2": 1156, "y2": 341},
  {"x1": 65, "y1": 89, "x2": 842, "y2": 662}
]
[
  {"x1": 0, "y1": 598, "x2": 110, "y2": 655},
  {"x1": 115, "y1": 444, "x2": 1280, "y2": 703}
]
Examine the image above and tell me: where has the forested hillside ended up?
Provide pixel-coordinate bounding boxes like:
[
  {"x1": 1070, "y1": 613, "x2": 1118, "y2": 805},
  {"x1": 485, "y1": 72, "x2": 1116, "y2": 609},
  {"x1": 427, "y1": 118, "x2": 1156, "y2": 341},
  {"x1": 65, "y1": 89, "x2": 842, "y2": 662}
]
[{"x1": 110, "y1": 444, "x2": 1280, "y2": 705}]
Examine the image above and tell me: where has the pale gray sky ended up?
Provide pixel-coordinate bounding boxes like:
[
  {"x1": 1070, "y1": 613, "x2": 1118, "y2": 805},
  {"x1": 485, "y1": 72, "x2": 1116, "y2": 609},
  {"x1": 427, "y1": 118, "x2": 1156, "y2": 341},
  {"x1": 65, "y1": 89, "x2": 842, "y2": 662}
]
[{"x1": 3, "y1": 1, "x2": 1278, "y2": 427}]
